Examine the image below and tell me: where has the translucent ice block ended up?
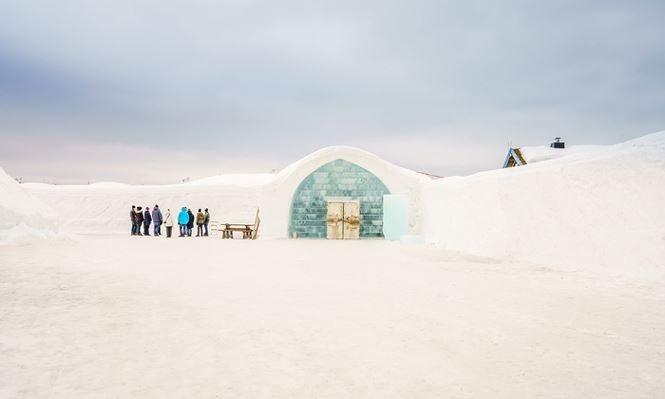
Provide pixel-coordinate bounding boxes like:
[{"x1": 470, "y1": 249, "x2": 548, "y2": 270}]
[{"x1": 382, "y1": 194, "x2": 408, "y2": 240}]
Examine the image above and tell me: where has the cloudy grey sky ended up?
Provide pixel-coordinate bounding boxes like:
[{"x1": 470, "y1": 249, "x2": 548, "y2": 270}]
[{"x1": 1, "y1": 0, "x2": 664, "y2": 184}]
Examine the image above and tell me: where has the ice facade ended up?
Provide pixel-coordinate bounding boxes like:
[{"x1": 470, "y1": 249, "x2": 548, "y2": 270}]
[{"x1": 288, "y1": 159, "x2": 390, "y2": 238}]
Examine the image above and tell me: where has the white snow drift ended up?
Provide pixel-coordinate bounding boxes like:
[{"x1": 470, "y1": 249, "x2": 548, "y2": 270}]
[
  {"x1": 423, "y1": 131, "x2": 665, "y2": 279},
  {"x1": 0, "y1": 168, "x2": 58, "y2": 245}
]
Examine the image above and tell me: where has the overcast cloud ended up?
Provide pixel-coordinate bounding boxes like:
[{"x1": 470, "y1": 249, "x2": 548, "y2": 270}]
[{"x1": 1, "y1": 0, "x2": 664, "y2": 183}]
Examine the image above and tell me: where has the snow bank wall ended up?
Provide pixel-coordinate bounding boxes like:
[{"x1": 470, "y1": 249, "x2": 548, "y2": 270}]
[
  {"x1": 422, "y1": 132, "x2": 665, "y2": 278},
  {"x1": 0, "y1": 168, "x2": 59, "y2": 244}
]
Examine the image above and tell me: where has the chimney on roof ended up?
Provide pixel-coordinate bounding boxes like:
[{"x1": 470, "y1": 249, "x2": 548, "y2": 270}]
[{"x1": 550, "y1": 137, "x2": 565, "y2": 149}]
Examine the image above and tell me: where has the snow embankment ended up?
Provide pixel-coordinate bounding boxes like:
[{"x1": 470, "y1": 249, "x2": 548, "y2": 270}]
[
  {"x1": 23, "y1": 180, "x2": 264, "y2": 235},
  {"x1": 422, "y1": 131, "x2": 665, "y2": 279},
  {"x1": 0, "y1": 168, "x2": 59, "y2": 244}
]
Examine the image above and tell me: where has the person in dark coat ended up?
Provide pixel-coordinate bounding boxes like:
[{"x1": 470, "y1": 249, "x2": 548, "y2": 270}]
[
  {"x1": 143, "y1": 206, "x2": 152, "y2": 236},
  {"x1": 135, "y1": 206, "x2": 144, "y2": 236},
  {"x1": 186, "y1": 208, "x2": 195, "y2": 237},
  {"x1": 203, "y1": 208, "x2": 210, "y2": 236},
  {"x1": 152, "y1": 205, "x2": 163, "y2": 236},
  {"x1": 136, "y1": 206, "x2": 143, "y2": 236},
  {"x1": 196, "y1": 209, "x2": 204, "y2": 237},
  {"x1": 130, "y1": 205, "x2": 137, "y2": 235}
]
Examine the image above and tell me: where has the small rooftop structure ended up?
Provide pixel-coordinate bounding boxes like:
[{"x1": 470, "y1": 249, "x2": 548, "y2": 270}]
[
  {"x1": 503, "y1": 148, "x2": 527, "y2": 168},
  {"x1": 550, "y1": 137, "x2": 565, "y2": 149}
]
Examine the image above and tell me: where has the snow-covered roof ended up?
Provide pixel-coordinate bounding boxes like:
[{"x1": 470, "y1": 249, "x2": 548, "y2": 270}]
[
  {"x1": 503, "y1": 145, "x2": 605, "y2": 167},
  {"x1": 519, "y1": 145, "x2": 605, "y2": 164}
]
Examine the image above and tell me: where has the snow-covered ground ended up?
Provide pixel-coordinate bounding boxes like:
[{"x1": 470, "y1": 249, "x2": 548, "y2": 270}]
[{"x1": 1, "y1": 237, "x2": 663, "y2": 398}]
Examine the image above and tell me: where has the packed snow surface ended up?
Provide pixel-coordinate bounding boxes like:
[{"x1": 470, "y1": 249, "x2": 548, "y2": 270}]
[{"x1": 1, "y1": 237, "x2": 663, "y2": 398}]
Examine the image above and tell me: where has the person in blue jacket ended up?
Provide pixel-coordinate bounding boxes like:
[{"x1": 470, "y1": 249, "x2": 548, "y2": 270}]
[
  {"x1": 178, "y1": 207, "x2": 189, "y2": 237},
  {"x1": 143, "y1": 206, "x2": 152, "y2": 236}
]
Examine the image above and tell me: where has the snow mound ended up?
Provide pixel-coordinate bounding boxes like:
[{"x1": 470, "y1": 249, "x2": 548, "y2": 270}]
[
  {"x1": 423, "y1": 131, "x2": 665, "y2": 279},
  {"x1": 186, "y1": 173, "x2": 276, "y2": 187},
  {"x1": 0, "y1": 168, "x2": 60, "y2": 245}
]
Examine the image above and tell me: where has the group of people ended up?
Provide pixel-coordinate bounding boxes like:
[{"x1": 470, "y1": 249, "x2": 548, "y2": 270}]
[
  {"x1": 177, "y1": 207, "x2": 211, "y2": 237},
  {"x1": 130, "y1": 205, "x2": 210, "y2": 238}
]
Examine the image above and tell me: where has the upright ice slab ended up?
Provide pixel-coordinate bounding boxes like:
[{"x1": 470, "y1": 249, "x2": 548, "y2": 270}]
[{"x1": 382, "y1": 194, "x2": 408, "y2": 241}]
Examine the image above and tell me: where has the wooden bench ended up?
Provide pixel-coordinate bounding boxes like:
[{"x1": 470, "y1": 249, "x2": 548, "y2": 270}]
[{"x1": 221, "y1": 209, "x2": 260, "y2": 240}]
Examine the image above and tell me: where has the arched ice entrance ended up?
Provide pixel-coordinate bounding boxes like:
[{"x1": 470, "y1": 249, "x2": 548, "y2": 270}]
[{"x1": 288, "y1": 159, "x2": 390, "y2": 239}]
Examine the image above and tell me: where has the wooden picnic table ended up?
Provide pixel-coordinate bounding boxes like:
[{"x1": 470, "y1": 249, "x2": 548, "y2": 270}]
[{"x1": 218, "y1": 209, "x2": 260, "y2": 240}]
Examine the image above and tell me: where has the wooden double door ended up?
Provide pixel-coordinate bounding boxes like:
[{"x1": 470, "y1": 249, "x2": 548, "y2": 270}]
[{"x1": 326, "y1": 200, "x2": 360, "y2": 240}]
